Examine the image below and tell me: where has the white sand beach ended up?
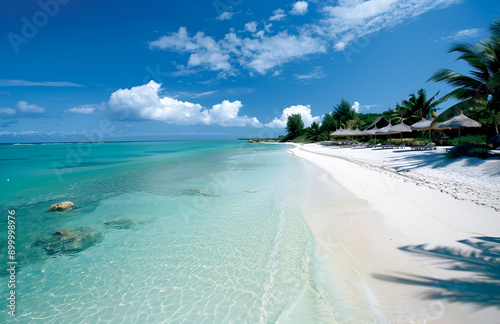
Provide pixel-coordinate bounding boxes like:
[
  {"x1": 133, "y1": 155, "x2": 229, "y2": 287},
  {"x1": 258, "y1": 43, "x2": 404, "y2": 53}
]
[{"x1": 290, "y1": 143, "x2": 500, "y2": 323}]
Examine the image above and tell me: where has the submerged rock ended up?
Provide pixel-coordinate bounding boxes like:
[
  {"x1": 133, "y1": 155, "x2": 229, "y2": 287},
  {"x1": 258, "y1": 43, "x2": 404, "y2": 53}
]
[
  {"x1": 245, "y1": 190, "x2": 258, "y2": 193},
  {"x1": 104, "y1": 218, "x2": 134, "y2": 229},
  {"x1": 187, "y1": 189, "x2": 221, "y2": 197},
  {"x1": 33, "y1": 228, "x2": 102, "y2": 255},
  {"x1": 49, "y1": 201, "x2": 75, "y2": 212}
]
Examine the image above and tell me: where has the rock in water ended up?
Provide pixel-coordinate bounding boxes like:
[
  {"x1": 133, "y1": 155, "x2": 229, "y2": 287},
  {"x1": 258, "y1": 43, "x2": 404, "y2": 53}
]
[
  {"x1": 49, "y1": 201, "x2": 75, "y2": 211},
  {"x1": 104, "y1": 218, "x2": 134, "y2": 229},
  {"x1": 33, "y1": 228, "x2": 102, "y2": 255},
  {"x1": 186, "y1": 189, "x2": 221, "y2": 197}
]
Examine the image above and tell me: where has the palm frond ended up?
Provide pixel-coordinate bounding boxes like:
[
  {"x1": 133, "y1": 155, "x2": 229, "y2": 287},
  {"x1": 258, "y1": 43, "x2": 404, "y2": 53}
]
[
  {"x1": 428, "y1": 68, "x2": 485, "y2": 89},
  {"x1": 430, "y1": 98, "x2": 478, "y2": 128},
  {"x1": 438, "y1": 88, "x2": 481, "y2": 102}
]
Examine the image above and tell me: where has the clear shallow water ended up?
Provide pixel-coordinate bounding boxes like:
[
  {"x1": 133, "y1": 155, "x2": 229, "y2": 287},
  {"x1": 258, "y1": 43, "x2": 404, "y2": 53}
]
[{"x1": 1, "y1": 141, "x2": 341, "y2": 323}]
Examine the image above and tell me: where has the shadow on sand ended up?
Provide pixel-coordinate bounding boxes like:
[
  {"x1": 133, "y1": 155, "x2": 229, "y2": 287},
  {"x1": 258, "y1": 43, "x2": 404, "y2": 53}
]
[{"x1": 373, "y1": 237, "x2": 500, "y2": 308}]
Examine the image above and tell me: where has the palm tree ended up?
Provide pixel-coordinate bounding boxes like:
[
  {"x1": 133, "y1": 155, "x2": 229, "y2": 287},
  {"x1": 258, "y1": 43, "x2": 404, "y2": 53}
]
[
  {"x1": 400, "y1": 89, "x2": 443, "y2": 125},
  {"x1": 332, "y1": 99, "x2": 357, "y2": 129},
  {"x1": 305, "y1": 122, "x2": 321, "y2": 141},
  {"x1": 428, "y1": 19, "x2": 500, "y2": 133}
]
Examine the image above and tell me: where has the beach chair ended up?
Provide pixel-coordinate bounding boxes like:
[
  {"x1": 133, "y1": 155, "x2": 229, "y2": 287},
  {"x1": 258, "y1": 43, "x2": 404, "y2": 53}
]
[
  {"x1": 411, "y1": 142, "x2": 436, "y2": 151},
  {"x1": 379, "y1": 141, "x2": 397, "y2": 149}
]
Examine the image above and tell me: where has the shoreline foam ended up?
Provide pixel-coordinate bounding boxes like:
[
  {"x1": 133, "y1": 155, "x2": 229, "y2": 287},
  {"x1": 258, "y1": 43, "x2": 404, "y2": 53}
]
[{"x1": 291, "y1": 143, "x2": 500, "y2": 323}]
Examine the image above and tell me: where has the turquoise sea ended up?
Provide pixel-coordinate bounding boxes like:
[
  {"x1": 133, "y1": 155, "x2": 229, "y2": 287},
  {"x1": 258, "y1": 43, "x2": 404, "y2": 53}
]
[{"x1": 1, "y1": 141, "x2": 341, "y2": 323}]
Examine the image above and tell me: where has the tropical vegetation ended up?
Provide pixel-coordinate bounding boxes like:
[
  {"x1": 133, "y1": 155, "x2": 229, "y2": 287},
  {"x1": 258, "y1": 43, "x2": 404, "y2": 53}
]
[
  {"x1": 428, "y1": 19, "x2": 500, "y2": 134},
  {"x1": 280, "y1": 19, "x2": 500, "y2": 149}
]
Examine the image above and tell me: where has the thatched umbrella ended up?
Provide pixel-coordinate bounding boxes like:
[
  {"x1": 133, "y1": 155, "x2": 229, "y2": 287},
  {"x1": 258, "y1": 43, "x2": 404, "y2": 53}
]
[
  {"x1": 330, "y1": 127, "x2": 348, "y2": 137},
  {"x1": 363, "y1": 126, "x2": 380, "y2": 136},
  {"x1": 439, "y1": 112, "x2": 481, "y2": 144},
  {"x1": 389, "y1": 120, "x2": 412, "y2": 141},
  {"x1": 411, "y1": 118, "x2": 450, "y2": 144},
  {"x1": 352, "y1": 127, "x2": 364, "y2": 136},
  {"x1": 375, "y1": 119, "x2": 408, "y2": 140},
  {"x1": 411, "y1": 119, "x2": 440, "y2": 130}
]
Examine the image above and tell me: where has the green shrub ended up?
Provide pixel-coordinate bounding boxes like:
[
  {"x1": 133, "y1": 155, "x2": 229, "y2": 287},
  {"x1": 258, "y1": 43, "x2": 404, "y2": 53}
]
[
  {"x1": 388, "y1": 138, "x2": 414, "y2": 146},
  {"x1": 410, "y1": 141, "x2": 428, "y2": 146},
  {"x1": 446, "y1": 143, "x2": 489, "y2": 159},
  {"x1": 447, "y1": 134, "x2": 487, "y2": 145},
  {"x1": 414, "y1": 136, "x2": 430, "y2": 142},
  {"x1": 368, "y1": 139, "x2": 386, "y2": 145},
  {"x1": 291, "y1": 134, "x2": 311, "y2": 143}
]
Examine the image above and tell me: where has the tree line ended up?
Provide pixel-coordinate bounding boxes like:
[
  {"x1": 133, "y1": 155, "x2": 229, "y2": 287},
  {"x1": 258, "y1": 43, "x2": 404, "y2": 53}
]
[{"x1": 285, "y1": 19, "x2": 500, "y2": 143}]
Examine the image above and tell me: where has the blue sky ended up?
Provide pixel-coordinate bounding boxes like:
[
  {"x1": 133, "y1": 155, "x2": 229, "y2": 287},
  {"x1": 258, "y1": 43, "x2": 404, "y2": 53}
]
[{"x1": 1, "y1": 0, "x2": 499, "y2": 142}]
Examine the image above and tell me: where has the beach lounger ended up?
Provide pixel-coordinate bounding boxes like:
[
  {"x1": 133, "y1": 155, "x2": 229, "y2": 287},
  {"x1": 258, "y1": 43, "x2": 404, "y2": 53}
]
[{"x1": 411, "y1": 142, "x2": 436, "y2": 150}]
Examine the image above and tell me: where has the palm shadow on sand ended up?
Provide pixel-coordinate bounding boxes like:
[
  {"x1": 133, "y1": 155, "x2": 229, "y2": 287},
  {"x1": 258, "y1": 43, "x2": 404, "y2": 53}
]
[{"x1": 373, "y1": 237, "x2": 500, "y2": 308}]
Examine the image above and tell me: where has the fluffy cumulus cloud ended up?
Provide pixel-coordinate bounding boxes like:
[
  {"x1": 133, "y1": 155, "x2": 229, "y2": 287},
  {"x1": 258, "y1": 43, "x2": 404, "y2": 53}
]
[
  {"x1": 265, "y1": 104, "x2": 320, "y2": 128},
  {"x1": 352, "y1": 101, "x2": 360, "y2": 113},
  {"x1": 290, "y1": 1, "x2": 309, "y2": 15},
  {"x1": 245, "y1": 21, "x2": 258, "y2": 33},
  {"x1": 108, "y1": 81, "x2": 261, "y2": 127}
]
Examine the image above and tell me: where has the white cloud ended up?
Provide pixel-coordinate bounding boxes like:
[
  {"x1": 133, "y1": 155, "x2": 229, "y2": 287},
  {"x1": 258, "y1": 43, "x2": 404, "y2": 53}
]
[
  {"x1": 108, "y1": 81, "x2": 261, "y2": 127},
  {"x1": 171, "y1": 90, "x2": 219, "y2": 99},
  {"x1": 352, "y1": 101, "x2": 360, "y2": 112},
  {"x1": 216, "y1": 12, "x2": 234, "y2": 21},
  {"x1": 290, "y1": 1, "x2": 309, "y2": 15},
  {"x1": 265, "y1": 104, "x2": 320, "y2": 128},
  {"x1": 269, "y1": 8, "x2": 286, "y2": 21},
  {"x1": 19, "y1": 130, "x2": 39, "y2": 135},
  {"x1": 207, "y1": 100, "x2": 261, "y2": 127},
  {"x1": 149, "y1": 27, "x2": 232, "y2": 72},
  {"x1": 245, "y1": 21, "x2": 258, "y2": 33},
  {"x1": 0, "y1": 107, "x2": 16, "y2": 115},
  {"x1": 0, "y1": 130, "x2": 39, "y2": 136},
  {"x1": 149, "y1": 0, "x2": 460, "y2": 77},
  {"x1": 238, "y1": 32, "x2": 327, "y2": 74},
  {"x1": 442, "y1": 28, "x2": 481, "y2": 41},
  {"x1": 293, "y1": 66, "x2": 326, "y2": 81},
  {"x1": 16, "y1": 101, "x2": 45, "y2": 114},
  {"x1": 65, "y1": 103, "x2": 105, "y2": 114},
  {"x1": 65, "y1": 107, "x2": 95, "y2": 114},
  {"x1": 0, "y1": 79, "x2": 83, "y2": 87},
  {"x1": 322, "y1": 0, "x2": 460, "y2": 51},
  {"x1": 150, "y1": 28, "x2": 326, "y2": 75}
]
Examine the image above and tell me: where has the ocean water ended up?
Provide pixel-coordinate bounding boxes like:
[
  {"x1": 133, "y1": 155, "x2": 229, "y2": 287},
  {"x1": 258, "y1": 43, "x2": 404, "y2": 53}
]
[{"x1": 1, "y1": 141, "x2": 341, "y2": 323}]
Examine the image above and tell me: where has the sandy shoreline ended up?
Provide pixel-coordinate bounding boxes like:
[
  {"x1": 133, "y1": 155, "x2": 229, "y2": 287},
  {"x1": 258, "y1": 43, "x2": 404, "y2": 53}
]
[{"x1": 290, "y1": 143, "x2": 500, "y2": 323}]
